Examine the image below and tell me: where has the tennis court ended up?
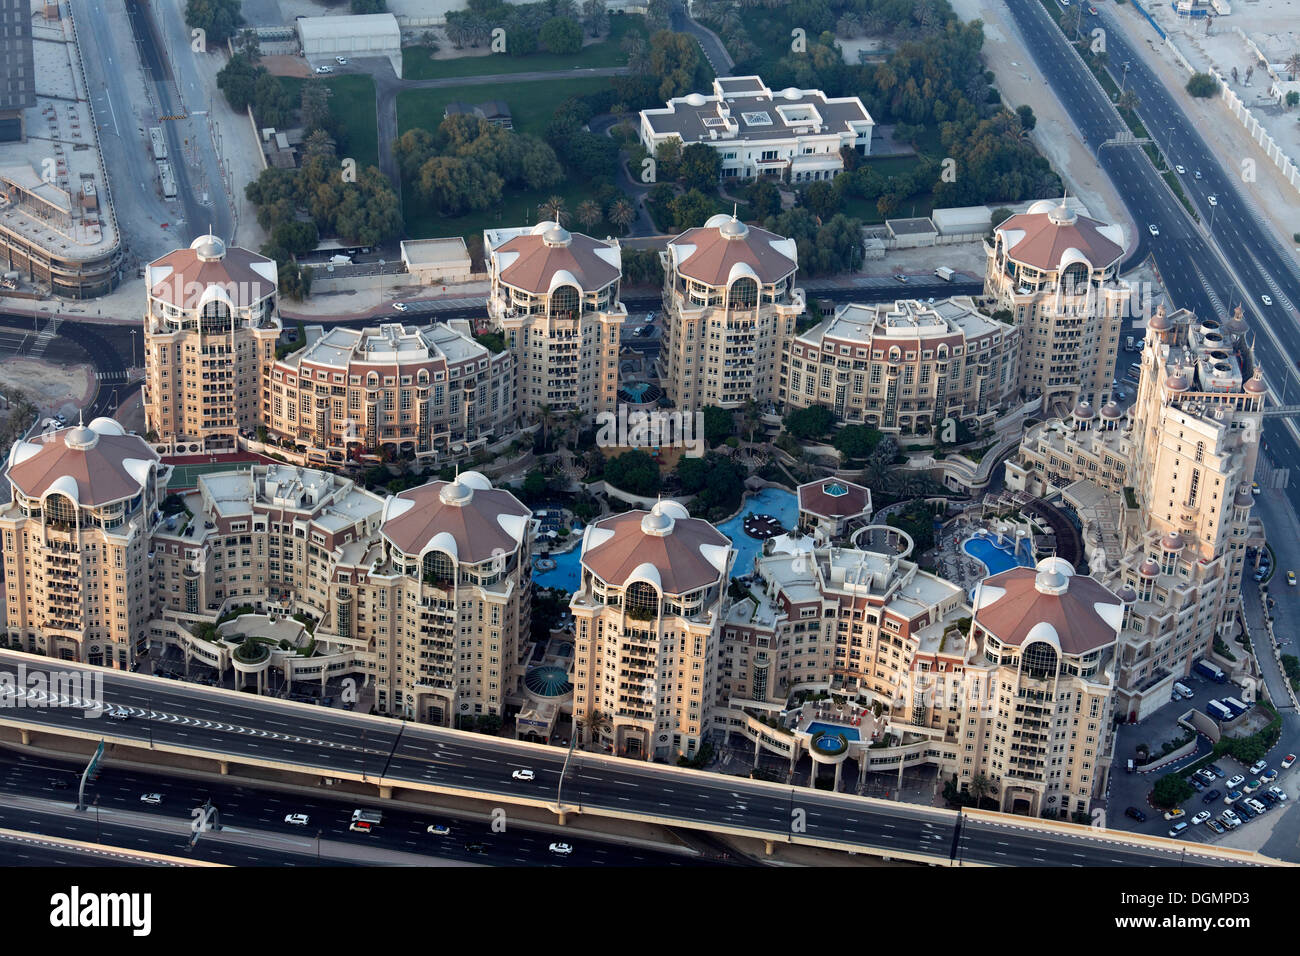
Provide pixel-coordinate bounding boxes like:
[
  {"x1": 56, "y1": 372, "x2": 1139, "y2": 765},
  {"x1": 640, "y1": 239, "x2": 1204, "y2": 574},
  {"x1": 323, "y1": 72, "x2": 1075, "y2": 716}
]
[{"x1": 166, "y1": 459, "x2": 259, "y2": 490}]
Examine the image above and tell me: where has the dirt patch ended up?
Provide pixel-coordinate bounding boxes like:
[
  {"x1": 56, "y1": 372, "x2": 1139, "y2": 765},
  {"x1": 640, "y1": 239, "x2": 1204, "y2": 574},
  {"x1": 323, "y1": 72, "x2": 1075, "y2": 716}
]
[
  {"x1": 0, "y1": 355, "x2": 94, "y2": 416},
  {"x1": 261, "y1": 54, "x2": 313, "y2": 78}
]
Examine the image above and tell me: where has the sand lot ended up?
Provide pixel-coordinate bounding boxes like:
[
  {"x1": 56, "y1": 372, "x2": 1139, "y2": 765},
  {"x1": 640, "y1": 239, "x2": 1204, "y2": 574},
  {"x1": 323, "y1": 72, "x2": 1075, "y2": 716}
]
[{"x1": 0, "y1": 356, "x2": 94, "y2": 417}]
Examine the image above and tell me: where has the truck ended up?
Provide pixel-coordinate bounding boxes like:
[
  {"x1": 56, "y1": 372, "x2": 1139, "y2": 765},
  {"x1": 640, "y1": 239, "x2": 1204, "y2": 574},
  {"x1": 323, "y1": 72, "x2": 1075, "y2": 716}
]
[
  {"x1": 1223, "y1": 697, "x2": 1250, "y2": 718},
  {"x1": 1194, "y1": 660, "x2": 1227, "y2": 683},
  {"x1": 935, "y1": 266, "x2": 955, "y2": 282},
  {"x1": 156, "y1": 161, "x2": 177, "y2": 200},
  {"x1": 329, "y1": 254, "x2": 352, "y2": 265},
  {"x1": 149, "y1": 127, "x2": 167, "y2": 161},
  {"x1": 351, "y1": 809, "x2": 382, "y2": 825},
  {"x1": 1206, "y1": 700, "x2": 1233, "y2": 722}
]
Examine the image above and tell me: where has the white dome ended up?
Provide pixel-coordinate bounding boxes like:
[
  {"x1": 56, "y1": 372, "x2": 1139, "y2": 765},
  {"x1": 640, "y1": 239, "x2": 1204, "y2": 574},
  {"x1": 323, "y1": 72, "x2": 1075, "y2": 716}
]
[
  {"x1": 89, "y1": 417, "x2": 126, "y2": 436},
  {"x1": 190, "y1": 233, "x2": 226, "y2": 261},
  {"x1": 684, "y1": 93, "x2": 707, "y2": 107},
  {"x1": 63, "y1": 425, "x2": 98, "y2": 451},
  {"x1": 782, "y1": 87, "x2": 802, "y2": 100}
]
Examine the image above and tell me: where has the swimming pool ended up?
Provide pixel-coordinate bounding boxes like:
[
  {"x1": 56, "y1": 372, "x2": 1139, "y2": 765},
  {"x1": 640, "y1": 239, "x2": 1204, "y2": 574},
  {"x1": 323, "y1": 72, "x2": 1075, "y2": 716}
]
[
  {"x1": 806, "y1": 720, "x2": 861, "y2": 742},
  {"x1": 531, "y1": 486, "x2": 799, "y2": 590},
  {"x1": 963, "y1": 534, "x2": 1036, "y2": 577}
]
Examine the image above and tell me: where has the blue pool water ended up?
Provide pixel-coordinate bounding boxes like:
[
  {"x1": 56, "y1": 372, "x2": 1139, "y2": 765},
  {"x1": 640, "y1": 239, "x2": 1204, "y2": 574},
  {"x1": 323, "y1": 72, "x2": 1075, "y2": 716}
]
[
  {"x1": 623, "y1": 382, "x2": 651, "y2": 400},
  {"x1": 806, "y1": 721, "x2": 860, "y2": 742},
  {"x1": 963, "y1": 534, "x2": 1036, "y2": 576},
  {"x1": 531, "y1": 487, "x2": 799, "y2": 590}
]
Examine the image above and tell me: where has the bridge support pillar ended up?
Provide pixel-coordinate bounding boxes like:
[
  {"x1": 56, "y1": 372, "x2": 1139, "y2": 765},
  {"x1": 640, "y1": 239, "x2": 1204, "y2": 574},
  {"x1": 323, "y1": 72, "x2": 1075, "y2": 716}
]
[
  {"x1": 556, "y1": 809, "x2": 568, "y2": 825},
  {"x1": 218, "y1": 761, "x2": 229, "y2": 775},
  {"x1": 379, "y1": 785, "x2": 393, "y2": 799},
  {"x1": 763, "y1": 839, "x2": 775, "y2": 856},
  {"x1": 19, "y1": 729, "x2": 30, "y2": 746}
]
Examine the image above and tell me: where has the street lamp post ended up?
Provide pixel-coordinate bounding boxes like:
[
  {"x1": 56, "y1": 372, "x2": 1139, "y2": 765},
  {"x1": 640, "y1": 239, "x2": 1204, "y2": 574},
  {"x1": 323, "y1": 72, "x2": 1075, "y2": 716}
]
[
  {"x1": 146, "y1": 696, "x2": 153, "y2": 749},
  {"x1": 130, "y1": 329, "x2": 138, "y2": 371},
  {"x1": 556, "y1": 716, "x2": 580, "y2": 814}
]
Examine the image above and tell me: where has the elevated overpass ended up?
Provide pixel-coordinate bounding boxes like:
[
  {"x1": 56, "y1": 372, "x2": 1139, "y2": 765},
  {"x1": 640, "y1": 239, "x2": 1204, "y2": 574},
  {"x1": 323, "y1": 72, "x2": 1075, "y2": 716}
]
[{"x1": 0, "y1": 652, "x2": 1282, "y2": 867}]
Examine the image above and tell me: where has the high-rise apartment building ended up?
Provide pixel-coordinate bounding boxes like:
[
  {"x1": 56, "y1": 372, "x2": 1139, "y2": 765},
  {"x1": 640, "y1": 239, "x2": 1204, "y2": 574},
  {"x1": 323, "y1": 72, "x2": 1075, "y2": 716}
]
[
  {"x1": 485, "y1": 222, "x2": 624, "y2": 419},
  {"x1": 984, "y1": 200, "x2": 1130, "y2": 416},
  {"x1": 781, "y1": 297, "x2": 1019, "y2": 432},
  {"x1": 143, "y1": 234, "x2": 281, "y2": 449},
  {"x1": 659, "y1": 214, "x2": 804, "y2": 410},
  {"x1": 569, "y1": 501, "x2": 734, "y2": 760},
  {"x1": 263, "y1": 320, "x2": 516, "y2": 464},
  {"x1": 1004, "y1": 305, "x2": 1264, "y2": 719},
  {"x1": 2, "y1": 419, "x2": 166, "y2": 667}
]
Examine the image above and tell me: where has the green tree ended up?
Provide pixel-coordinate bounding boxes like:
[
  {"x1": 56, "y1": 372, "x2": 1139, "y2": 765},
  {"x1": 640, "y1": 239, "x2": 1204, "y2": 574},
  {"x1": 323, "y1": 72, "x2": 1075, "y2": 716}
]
[
  {"x1": 1015, "y1": 104, "x2": 1036, "y2": 131},
  {"x1": 216, "y1": 53, "x2": 260, "y2": 111},
  {"x1": 803, "y1": 179, "x2": 841, "y2": 219},
  {"x1": 1288, "y1": 91, "x2": 1300, "y2": 110},
  {"x1": 832, "y1": 425, "x2": 883, "y2": 459},
  {"x1": 300, "y1": 81, "x2": 334, "y2": 137},
  {"x1": 185, "y1": 0, "x2": 244, "y2": 47},
  {"x1": 1186, "y1": 72, "x2": 1219, "y2": 97},
  {"x1": 679, "y1": 142, "x2": 722, "y2": 192},
  {"x1": 654, "y1": 136, "x2": 684, "y2": 182},
  {"x1": 1151, "y1": 772, "x2": 1194, "y2": 809},
  {"x1": 540, "y1": 16, "x2": 583, "y2": 54},
  {"x1": 783, "y1": 405, "x2": 835, "y2": 440},
  {"x1": 746, "y1": 178, "x2": 781, "y2": 219},
  {"x1": 648, "y1": 30, "x2": 705, "y2": 101},
  {"x1": 351, "y1": 0, "x2": 388, "y2": 11},
  {"x1": 576, "y1": 198, "x2": 603, "y2": 230},
  {"x1": 603, "y1": 449, "x2": 661, "y2": 496},
  {"x1": 701, "y1": 405, "x2": 734, "y2": 447},
  {"x1": 669, "y1": 188, "x2": 715, "y2": 230}
]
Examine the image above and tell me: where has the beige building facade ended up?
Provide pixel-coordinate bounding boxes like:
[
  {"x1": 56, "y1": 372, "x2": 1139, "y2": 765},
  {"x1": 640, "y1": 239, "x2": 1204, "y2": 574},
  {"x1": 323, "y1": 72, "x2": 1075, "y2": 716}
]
[
  {"x1": 142, "y1": 234, "x2": 281, "y2": 450},
  {"x1": 659, "y1": 214, "x2": 804, "y2": 410},
  {"x1": 2, "y1": 419, "x2": 167, "y2": 668},
  {"x1": 264, "y1": 320, "x2": 515, "y2": 465},
  {"x1": 569, "y1": 501, "x2": 734, "y2": 761},
  {"x1": 781, "y1": 297, "x2": 1019, "y2": 433},
  {"x1": 984, "y1": 200, "x2": 1130, "y2": 416},
  {"x1": 485, "y1": 222, "x2": 624, "y2": 420}
]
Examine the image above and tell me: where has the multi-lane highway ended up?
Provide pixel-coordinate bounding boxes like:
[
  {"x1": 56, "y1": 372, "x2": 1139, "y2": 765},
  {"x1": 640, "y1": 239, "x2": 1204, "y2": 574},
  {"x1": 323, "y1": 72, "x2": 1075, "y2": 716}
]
[
  {"x1": 0, "y1": 653, "x2": 1271, "y2": 866},
  {"x1": 1004, "y1": 0, "x2": 1300, "y2": 494}
]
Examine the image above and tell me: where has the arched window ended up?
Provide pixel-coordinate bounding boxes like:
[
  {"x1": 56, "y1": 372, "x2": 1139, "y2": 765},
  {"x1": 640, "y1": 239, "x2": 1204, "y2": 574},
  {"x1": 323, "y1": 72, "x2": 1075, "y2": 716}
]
[
  {"x1": 367, "y1": 372, "x2": 379, "y2": 388},
  {"x1": 1022, "y1": 641, "x2": 1058, "y2": 680},
  {"x1": 45, "y1": 493, "x2": 77, "y2": 529},
  {"x1": 626, "y1": 581, "x2": 659, "y2": 619},
  {"x1": 1061, "y1": 262, "x2": 1090, "y2": 293},
  {"x1": 422, "y1": 550, "x2": 456, "y2": 587},
  {"x1": 729, "y1": 276, "x2": 758, "y2": 309},
  {"x1": 551, "y1": 284, "x2": 579, "y2": 319}
]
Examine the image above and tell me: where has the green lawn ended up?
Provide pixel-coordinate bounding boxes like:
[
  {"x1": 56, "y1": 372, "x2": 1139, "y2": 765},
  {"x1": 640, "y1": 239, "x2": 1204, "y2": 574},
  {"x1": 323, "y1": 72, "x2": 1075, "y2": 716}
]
[
  {"x1": 401, "y1": 15, "x2": 647, "y2": 81},
  {"x1": 278, "y1": 75, "x2": 379, "y2": 170},
  {"x1": 396, "y1": 76, "x2": 614, "y2": 140},
  {"x1": 403, "y1": 180, "x2": 607, "y2": 246}
]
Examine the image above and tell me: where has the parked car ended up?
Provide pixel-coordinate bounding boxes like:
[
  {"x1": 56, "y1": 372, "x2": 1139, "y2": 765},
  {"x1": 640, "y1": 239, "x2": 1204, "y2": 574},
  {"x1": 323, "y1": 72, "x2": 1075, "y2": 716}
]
[
  {"x1": 1208, "y1": 764, "x2": 1226, "y2": 778},
  {"x1": 335, "y1": 56, "x2": 348, "y2": 64},
  {"x1": 1224, "y1": 789, "x2": 1242, "y2": 804},
  {"x1": 1247, "y1": 798, "x2": 1269, "y2": 815},
  {"x1": 1261, "y1": 768, "x2": 1279, "y2": 784},
  {"x1": 1195, "y1": 768, "x2": 1216, "y2": 784},
  {"x1": 1163, "y1": 808, "x2": 1186, "y2": 821},
  {"x1": 285, "y1": 813, "x2": 309, "y2": 825},
  {"x1": 893, "y1": 274, "x2": 908, "y2": 283},
  {"x1": 1191, "y1": 810, "x2": 1211, "y2": 825},
  {"x1": 1249, "y1": 759, "x2": 1268, "y2": 775},
  {"x1": 1282, "y1": 754, "x2": 1296, "y2": 769},
  {"x1": 1125, "y1": 806, "x2": 1147, "y2": 822},
  {"x1": 1237, "y1": 801, "x2": 1256, "y2": 820},
  {"x1": 1202, "y1": 789, "x2": 1221, "y2": 803},
  {"x1": 1206, "y1": 819, "x2": 1226, "y2": 834},
  {"x1": 1189, "y1": 777, "x2": 1205, "y2": 792},
  {"x1": 1168, "y1": 821, "x2": 1189, "y2": 838},
  {"x1": 1226, "y1": 774, "x2": 1245, "y2": 788},
  {"x1": 1269, "y1": 786, "x2": 1288, "y2": 802},
  {"x1": 511, "y1": 769, "x2": 535, "y2": 781},
  {"x1": 1220, "y1": 810, "x2": 1240, "y2": 829},
  {"x1": 1243, "y1": 779, "x2": 1262, "y2": 794},
  {"x1": 315, "y1": 66, "x2": 332, "y2": 74},
  {"x1": 392, "y1": 302, "x2": 408, "y2": 312},
  {"x1": 140, "y1": 793, "x2": 162, "y2": 805}
]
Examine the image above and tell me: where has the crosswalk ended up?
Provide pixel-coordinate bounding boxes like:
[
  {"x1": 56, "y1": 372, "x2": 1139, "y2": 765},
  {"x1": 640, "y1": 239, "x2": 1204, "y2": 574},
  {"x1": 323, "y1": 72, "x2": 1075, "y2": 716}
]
[
  {"x1": 94, "y1": 370, "x2": 130, "y2": 382},
  {"x1": 28, "y1": 316, "x2": 61, "y2": 359}
]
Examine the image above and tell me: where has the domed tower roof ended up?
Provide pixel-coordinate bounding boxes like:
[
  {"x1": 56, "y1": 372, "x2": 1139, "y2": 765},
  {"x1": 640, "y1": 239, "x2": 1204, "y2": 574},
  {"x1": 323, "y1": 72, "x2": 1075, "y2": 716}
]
[
  {"x1": 1149, "y1": 306, "x2": 1171, "y2": 332},
  {"x1": 1224, "y1": 306, "x2": 1249, "y2": 337},
  {"x1": 1244, "y1": 370, "x2": 1267, "y2": 395},
  {"x1": 1160, "y1": 531, "x2": 1186, "y2": 551},
  {"x1": 1046, "y1": 201, "x2": 1078, "y2": 226},
  {"x1": 1099, "y1": 401, "x2": 1123, "y2": 420},
  {"x1": 1072, "y1": 399, "x2": 1095, "y2": 420},
  {"x1": 1117, "y1": 585, "x2": 1137, "y2": 604},
  {"x1": 1139, "y1": 558, "x2": 1160, "y2": 578},
  {"x1": 190, "y1": 233, "x2": 226, "y2": 261},
  {"x1": 1165, "y1": 373, "x2": 1190, "y2": 392}
]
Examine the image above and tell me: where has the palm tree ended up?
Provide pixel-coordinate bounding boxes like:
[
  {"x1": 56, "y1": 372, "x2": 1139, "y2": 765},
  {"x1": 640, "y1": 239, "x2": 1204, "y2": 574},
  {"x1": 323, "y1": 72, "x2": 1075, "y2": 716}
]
[
  {"x1": 1286, "y1": 53, "x2": 1300, "y2": 80},
  {"x1": 837, "y1": 13, "x2": 860, "y2": 37},
  {"x1": 568, "y1": 407, "x2": 585, "y2": 449},
  {"x1": 1116, "y1": 88, "x2": 1140, "y2": 114},
  {"x1": 540, "y1": 195, "x2": 568, "y2": 226},
  {"x1": 537, "y1": 403, "x2": 555, "y2": 451},
  {"x1": 576, "y1": 198, "x2": 602, "y2": 231},
  {"x1": 577, "y1": 708, "x2": 611, "y2": 745},
  {"x1": 740, "y1": 399, "x2": 762, "y2": 445},
  {"x1": 608, "y1": 198, "x2": 636, "y2": 233},
  {"x1": 969, "y1": 773, "x2": 994, "y2": 806}
]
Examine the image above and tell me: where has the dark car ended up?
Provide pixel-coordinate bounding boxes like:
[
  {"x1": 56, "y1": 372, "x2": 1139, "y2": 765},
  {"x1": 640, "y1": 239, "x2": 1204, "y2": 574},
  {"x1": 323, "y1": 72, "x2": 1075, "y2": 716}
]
[
  {"x1": 1261, "y1": 790, "x2": 1279, "y2": 806},
  {"x1": 465, "y1": 842, "x2": 487, "y2": 854},
  {"x1": 1189, "y1": 777, "x2": 1205, "y2": 792},
  {"x1": 49, "y1": 779, "x2": 69, "y2": 789},
  {"x1": 1202, "y1": 789, "x2": 1222, "y2": 803},
  {"x1": 1207, "y1": 764, "x2": 1226, "y2": 778},
  {"x1": 1125, "y1": 806, "x2": 1147, "y2": 822},
  {"x1": 1236, "y1": 802, "x2": 1256, "y2": 820}
]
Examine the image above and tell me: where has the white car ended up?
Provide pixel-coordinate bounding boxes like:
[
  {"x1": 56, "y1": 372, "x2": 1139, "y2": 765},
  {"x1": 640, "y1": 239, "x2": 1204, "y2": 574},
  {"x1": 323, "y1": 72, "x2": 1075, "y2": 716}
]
[
  {"x1": 1191, "y1": 810, "x2": 1211, "y2": 825},
  {"x1": 315, "y1": 66, "x2": 332, "y2": 74},
  {"x1": 1269, "y1": 786, "x2": 1288, "y2": 802},
  {"x1": 1207, "y1": 194, "x2": 1217, "y2": 206},
  {"x1": 1226, "y1": 774, "x2": 1245, "y2": 789},
  {"x1": 335, "y1": 56, "x2": 348, "y2": 64},
  {"x1": 1220, "y1": 810, "x2": 1240, "y2": 828},
  {"x1": 548, "y1": 842, "x2": 573, "y2": 856},
  {"x1": 392, "y1": 302, "x2": 409, "y2": 312},
  {"x1": 1175, "y1": 164, "x2": 1186, "y2": 175},
  {"x1": 427, "y1": 824, "x2": 451, "y2": 835},
  {"x1": 106, "y1": 707, "x2": 130, "y2": 721},
  {"x1": 1282, "y1": 754, "x2": 1296, "y2": 769},
  {"x1": 285, "y1": 813, "x2": 309, "y2": 826},
  {"x1": 1147, "y1": 223, "x2": 1160, "y2": 237},
  {"x1": 1261, "y1": 294, "x2": 1273, "y2": 306},
  {"x1": 140, "y1": 793, "x2": 162, "y2": 805},
  {"x1": 1249, "y1": 759, "x2": 1268, "y2": 775},
  {"x1": 511, "y1": 769, "x2": 535, "y2": 781}
]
